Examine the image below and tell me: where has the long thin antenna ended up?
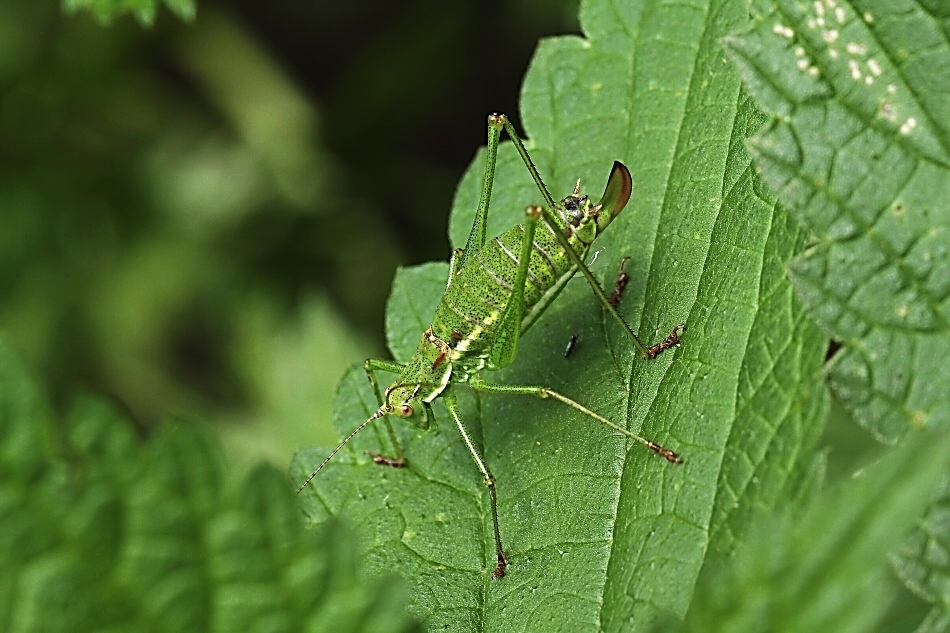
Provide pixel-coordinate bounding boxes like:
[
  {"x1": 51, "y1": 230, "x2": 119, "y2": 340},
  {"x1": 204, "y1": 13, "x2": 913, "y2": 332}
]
[{"x1": 296, "y1": 407, "x2": 387, "y2": 494}]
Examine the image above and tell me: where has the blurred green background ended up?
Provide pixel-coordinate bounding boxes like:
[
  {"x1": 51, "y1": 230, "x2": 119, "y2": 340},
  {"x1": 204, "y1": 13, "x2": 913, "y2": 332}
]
[{"x1": 0, "y1": 0, "x2": 578, "y2": 475}]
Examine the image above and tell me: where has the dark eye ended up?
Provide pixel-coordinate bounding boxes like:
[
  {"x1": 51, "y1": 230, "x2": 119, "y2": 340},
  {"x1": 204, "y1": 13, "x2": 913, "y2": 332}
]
[{"x1": 400, "y1": 404, "x2": 413, "y2": 416}]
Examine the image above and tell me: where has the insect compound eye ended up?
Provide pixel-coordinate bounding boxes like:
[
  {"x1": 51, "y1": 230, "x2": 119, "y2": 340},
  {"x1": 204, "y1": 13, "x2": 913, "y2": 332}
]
[
  {"x1": 400, "y1": 403, "x2": 413, "y2": 416},
  {"x1": 562, "y1": 196, "x2": 586, "y2": 226}
]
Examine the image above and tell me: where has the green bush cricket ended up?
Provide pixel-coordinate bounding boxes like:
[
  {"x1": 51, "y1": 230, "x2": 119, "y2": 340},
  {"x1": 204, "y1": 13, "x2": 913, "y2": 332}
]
[{"x1": 297, "y1": 114, "x2": 685, "y2": 578}]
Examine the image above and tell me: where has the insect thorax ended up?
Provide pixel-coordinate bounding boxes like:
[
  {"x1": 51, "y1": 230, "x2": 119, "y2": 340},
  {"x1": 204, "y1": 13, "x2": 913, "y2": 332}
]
[{"x1": 426, "y1": 189, "x2": 612, "y2": 366}]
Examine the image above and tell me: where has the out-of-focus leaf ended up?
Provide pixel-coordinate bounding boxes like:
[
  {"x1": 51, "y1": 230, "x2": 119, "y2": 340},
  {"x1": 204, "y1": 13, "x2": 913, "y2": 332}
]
[
  {"x1": 62, "y1": 0, "x2": 195, "y2": 25},
  {"x1": 679, "y1": 429, "x2": 950, "y2": 633},
  {"x1": 0, "y1": 340, "x2": 419, "y2": 633},
  {"x1": 892, "y1": 475, "x2": 950, "y2": 632}
]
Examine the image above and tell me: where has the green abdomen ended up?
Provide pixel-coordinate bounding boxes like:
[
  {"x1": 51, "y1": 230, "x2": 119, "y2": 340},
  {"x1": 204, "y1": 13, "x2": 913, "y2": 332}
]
[{"x1": 430, "y1": 215, "x2": 585, "y2": 363}]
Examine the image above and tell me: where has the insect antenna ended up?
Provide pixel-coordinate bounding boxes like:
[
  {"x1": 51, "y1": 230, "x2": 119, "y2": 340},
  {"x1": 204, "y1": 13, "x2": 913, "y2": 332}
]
[{"x1": 296, "y1": 406, "x2": 389, "y2": 494}]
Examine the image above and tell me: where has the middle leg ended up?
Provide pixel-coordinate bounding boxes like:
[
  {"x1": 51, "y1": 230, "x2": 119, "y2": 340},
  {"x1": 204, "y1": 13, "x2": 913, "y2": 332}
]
[
  {"x1": 442, "y1": 387, "x2": 507, "y2": 578},
  {"x1": 468, "y1": 375, "x2": 682, "y2": 463}
]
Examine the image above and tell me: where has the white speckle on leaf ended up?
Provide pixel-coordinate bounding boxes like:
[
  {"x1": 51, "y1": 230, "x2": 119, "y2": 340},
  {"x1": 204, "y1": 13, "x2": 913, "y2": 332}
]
[
  {"x1": 846, "y1": 41, "x2": 867, "y2": 55},
  {"x1": 849, "y1": 59, "x2": 862, "y2": 80},
  {"x1": 829, "y1": 48, "x2": 840, "y2": 59},
  {"x1": 808, "y1": 18, "x2": 817, "y2": 29},
  {"x1": 887, "y1": 83, "x2": 897, "y2": 94},
  {"x1": 881, "y1": 100, "x2": 897, "y2": 121},
  {"x1": 835, "y1": 6, "x2": 846, "y2": 23},
  {"x1": 865, "y1": 75, "x2": 874, "y2": 85},
  {"x1": 773, "y1": 23, "x2": 795, "y2": 38},
  {"x1": 823, "y1": 29, "x2": 839, "y2": 43},
  {"x1": 795, "y1": 46, "x2": 806, "y2": 57},
  {"x1": 797, "y1": 58, "x2": 811, "y2": 71},
  {"x1": 900, "y1": 117, "x2": 917, "y2": 135},
  {"x1": 868, "y1": 59, "x2": 882, "y2": 76},
  {"x1": 864, "y1": 11, "x2": 874, "y2": 22},
  {"x1": 808, "y1": 66, "x2": 820, "y2": 77},
  {"x1": 587, "y1": 247, "x2": 604, "y2": 266},
  {"x1": 815, "y1": 1, "x2": 824, "y2": 17},
  {"x1": 896, "y1": 304, "x2": 908, "y2": 319}
]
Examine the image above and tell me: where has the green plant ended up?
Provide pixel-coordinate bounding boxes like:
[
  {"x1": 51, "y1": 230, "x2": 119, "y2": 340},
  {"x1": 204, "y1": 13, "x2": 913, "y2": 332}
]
[
  {"x1": 12, "y1": 0, "x2": 947, "y2": 629},
  {"x1": 292, "y1": 0, "x2": 950, "y2": 630},
  {"x1": 62, "y1": 0, "x2": 195, "y2": 25},
  {"x1": 0, "y1": 340, "x2": 420, "y2": 632}
]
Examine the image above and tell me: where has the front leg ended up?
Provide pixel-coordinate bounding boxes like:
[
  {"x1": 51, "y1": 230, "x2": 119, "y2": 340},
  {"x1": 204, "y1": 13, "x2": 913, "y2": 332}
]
[
  {"x1": 363, "y1": 358, "x2": 408, "y2": 468},
  {"x1": 603, "y1": 255, "x2": 685, "y2": 358}
]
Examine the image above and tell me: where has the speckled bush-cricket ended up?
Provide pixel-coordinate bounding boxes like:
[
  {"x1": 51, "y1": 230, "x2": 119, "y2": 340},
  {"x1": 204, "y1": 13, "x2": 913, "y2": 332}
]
[{"x1": 297, "y1": 114, "x2": 684, "y2": 578}]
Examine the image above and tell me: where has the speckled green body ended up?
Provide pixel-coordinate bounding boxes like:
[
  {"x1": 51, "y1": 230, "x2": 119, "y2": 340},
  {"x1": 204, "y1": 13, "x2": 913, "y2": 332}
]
[
  {"x1": 432, "y1": 195, "x2": 597, "y2": 377},
  {"x1": 385, "y1": 164, "x2": 631, "y2": 416}
]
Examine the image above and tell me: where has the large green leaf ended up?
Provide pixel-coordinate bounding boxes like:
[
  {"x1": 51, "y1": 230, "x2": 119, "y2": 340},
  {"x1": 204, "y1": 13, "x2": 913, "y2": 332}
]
[
  {"x1": 724, "y1": 0, "x2": 950, "y2": 442},
  {"x1": 725, "y1": 1, "x2": 950, "y2": 627},
  {"x1": 292, "y1": 0, "x2": 828, "y2": 629}
]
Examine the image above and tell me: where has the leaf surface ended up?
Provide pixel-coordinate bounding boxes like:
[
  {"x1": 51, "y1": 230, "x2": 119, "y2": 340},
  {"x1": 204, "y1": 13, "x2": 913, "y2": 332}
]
[
  {"x1": 725, "y1": 0, "x2": 950, "y2": 626},
  {"x1": 293, "y1": 0, "x2": 828, "y2": 629},
  {"x1": 725, "y1": 0, "x2": 950, "y2": 442}
]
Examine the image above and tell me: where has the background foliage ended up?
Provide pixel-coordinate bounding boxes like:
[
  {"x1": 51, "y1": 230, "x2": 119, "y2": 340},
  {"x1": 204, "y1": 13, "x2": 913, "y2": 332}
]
[
  {"x1": 0, "y1": 0, "x2": 577, "y2": 473},
  {"x1": 3, "y1": 0, "x2": 949, "y2": 631},
  {"x1": 0, "y1": 341, "x2": 420, "y2": 631}
]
